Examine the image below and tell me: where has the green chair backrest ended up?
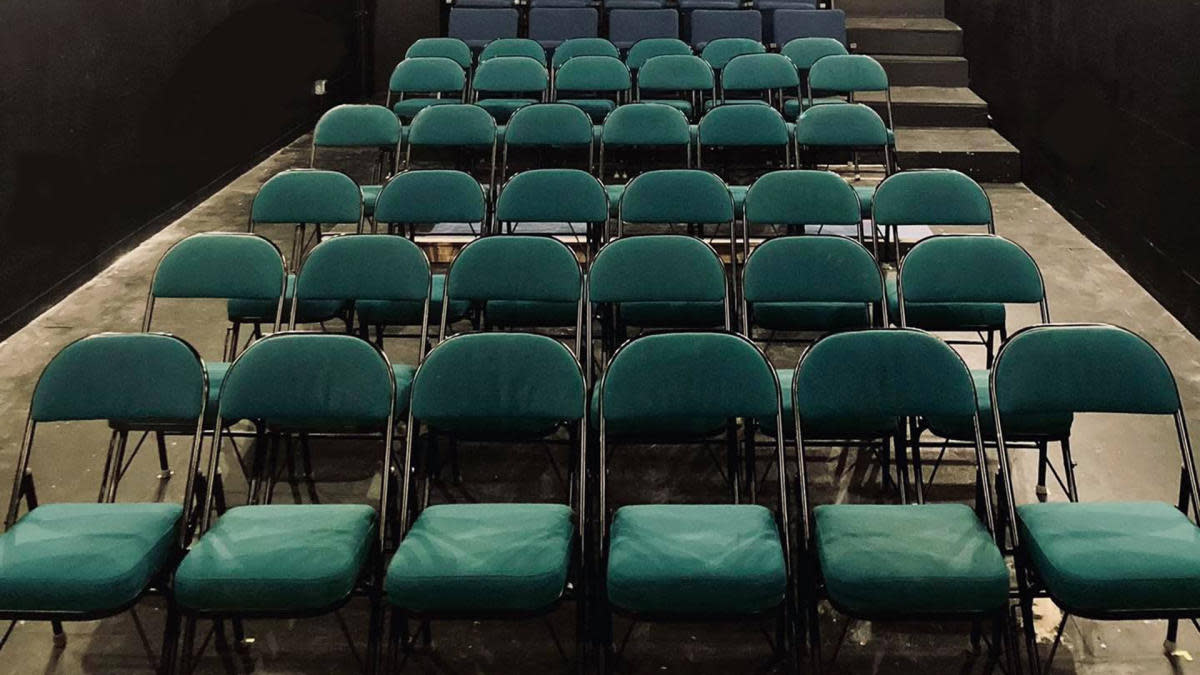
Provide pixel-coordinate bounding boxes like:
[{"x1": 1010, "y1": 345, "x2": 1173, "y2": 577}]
[
  {"x1": 504, "y1": 103, "x2": 594, "y2": 147},
  {"x1": 152, "y1": 233, "x2": 285, "y2": 301},
  {"x1": 744, "y1": 170, "x2": 861, "y2": 227},
  {"x1": 781, "y1": 37, "x2": 847, "y2": 71},
  {"x1": 600, "y1": 103, "x2": 691, "y2": 147},
  {"x1": 552, "y1": 37, "x2": 619, "y2": 69},
  {"x1": 389, "y1": 57, "x2": 466, "y2": 95},
  {"x1": 406, "y1": 37, "x2": 473, "y2": 69},
  {"x1": 374, "y1": 170, "x2": 486, "y2": 225},
  {"x1": 31, "y1": 333, "x2": 204, "y2": 423},
  {"x1": 473, "y1": 56, "x2": 548, "y2": 95},
  {"x1": 601, "y1": 332, "x2": 777, "y2": 423},
  {"x1": 698, "y1": 105, "x2": 790, "y2": 147},
  {"x1": 899, "y1": 235, "x2": 1044, "y2": 307},
  {"x1": 555, "y1": 56, "x2": 631, "y2": 94},
  {"x1": 873, "y1": 170, "x2": 993, "y2": 228},
  {"x1": 793, "y1": 329, "x2": 976, "y2": 427},
  {"x1": 721, "y1": 53, "x2": 800, "y2": 93},
  {"x1": 407, "y1": 104, "x2": 497, "y2": 148},
  {"x1": 479, "y1": 38, "x2": 548, "y2": 65},
  {"x1": 744, "y1": 235, "x2": 883, "y2": 305},
  {"x1": 620, "y1": 169, "x2": 733, "y2": 224},
  {"x1": 794, "y1": 103, "x2": 889, "y2": 148},
  {"x1": 447, "y1": 235, "x2": 582, "y2": 304},
  {"x1": 637, "y1": 54, "x2": 714, "y2": 93},
  {"x1": 808, "y1": 54, "x2": 888, "y2": 94},
  {"x1": 294, "y1": 235, "x2": 431, "y2": 304},
  {"x1": 992, "y1": 324, "x2": 1180, "y2": 417},
  {"x1": 313, "y1": 104, "x2": 402, "y2": 149},
  {"x1": 700, "y1": 38, "x2": 765, "y2": 70},
  {"x1": 496, "y1": 169, "x2": 608, "y2": 223},
  {"x1": 219, "y1": 333, "x2": 393, "y2": 428},
  {"x1": 625, "y1": 38, "x2": 692, "y2": 71},
  {"x1": 251, "y1": 170, "x2": 363, "y2": 225},
  {"x1": 410, "y1": 332, "x2": 585, "y2": 432},
  {"x1": 590, "y1": 235, "x2": 726, "y2": 304}
]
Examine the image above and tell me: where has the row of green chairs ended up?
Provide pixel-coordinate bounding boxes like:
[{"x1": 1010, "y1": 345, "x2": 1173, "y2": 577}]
[
  {"x1": 392, "y1": 36, "x2": 879, "y2": 123},
  {"x1": 5, "y1": 321, "x2": 1196, "y2": 674}
]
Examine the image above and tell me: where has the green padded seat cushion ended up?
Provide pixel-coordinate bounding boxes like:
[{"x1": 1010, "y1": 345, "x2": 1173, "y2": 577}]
[
  {"x1": 175, "y1": 504, "x2": 376, "y2": 613},
  {"x1": 925, "y1": 369, "x2": 1072, "y2": 441},
  {"x1": 605, "y1": 184, "x2": 625, "y2": 216},
  {"x1": 703, "y1": 99, "x2": 771, "y2": 111},
  {"x1": 730, "y1": 185, "x2": 748, "y2": 217},
  {"x1": 618, "y1": 301, "x2": 726, "y2": 328},
  {"x1": 815, "y1": 503, "x2": 1008, "y2": 617},
  {"x1": 1017, "y1": 501, "x2": 1200, "y2": 615},
  {"x1": 749, "y1": 302, "x2": 871, "y2": 333},
  {"x1": 204, "y1": 361, "x2": 229, "y2": 423},
  {"x1": 589, "y1": 385, "x2": 725, "y2": 437},
  {"x1": 885, "y1": 276, "x2": 1005, "y2": 330},
  {"x1": 485, "y1": 300, "x2": 578, "y2": 327},
  {"x1": 476, "y1": 99, "x2": 539, "y2": 122},
  {"x1": 356, "y1": 274, "x2": 469, "y2": 326},
  {"x1": 392, "y1": 97, "x2": 461, "y2": 120},
  {"x1": 361, "y1": 185, "x2": 382, "y2": 217},
  {"x1": 607, "y1": 504, "x2": 786, "y2": 615},
  {"x1": 641, "y1": 99, "x2": 693, "y2": 116},
  {"x1": 0, "y1": 503, "x2": 182, "y2": 613},
  {"x1": 385, "y1": 503, "x2": 573, "y2": 612},
  {"x1": 765, "y1": 368, "x2": 899, "y2": 439},
  {"x1": 393, "y1": 363, "x2": 416, "y2": 415},
  {"x1": 227, "y1": 274, "x2": 344, "y2": 324},
  {"x1": 782, "y1": 96, "x2": 847, "y2": 120},
  {"x1": 853, "y1": 185, "x2": 874, "y2": 220},
  {"x1": 558, "y1": 98, "x2": 618, "y2": 122}
]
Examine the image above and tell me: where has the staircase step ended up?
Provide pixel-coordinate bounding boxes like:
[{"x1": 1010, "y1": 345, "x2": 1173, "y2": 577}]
[
  {"x1": 847, "y1": 17, "x2": 962, "y2": 56},
  {"x1": 835, "y1": 0, "x2": 944, "y2": 17},
  {"x1": 894, "y1": 127, "x2": 1019, "y2": 182},
  {"x1": 873, "y1": 55, "x2": 968, "y2": 87},
  {"x1": 859, "y1": 87, "x2": 989, "y2": 127}
]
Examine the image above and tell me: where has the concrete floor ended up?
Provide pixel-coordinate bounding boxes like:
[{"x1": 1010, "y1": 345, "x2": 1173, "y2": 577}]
[{"x1": 1, "y1": 137, "x2": 1199, "y2": 674}]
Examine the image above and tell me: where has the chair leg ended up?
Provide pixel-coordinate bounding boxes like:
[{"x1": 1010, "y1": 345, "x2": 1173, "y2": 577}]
[
  {"x1": 366, "y1": 595, "x2": 384, "y2": 675},
  {"x1": 179, "y1": 617, "x2": 197, "y2": 675},
  {"x1": 155, "y1": 432, "x2": 172, "y2": 479},
  {"x1": 51, "y1": 620, "x2": 65, "y2": 647},
  {"x1": 1036, "y1": 441, "x2": 1049, "y2": 501}
]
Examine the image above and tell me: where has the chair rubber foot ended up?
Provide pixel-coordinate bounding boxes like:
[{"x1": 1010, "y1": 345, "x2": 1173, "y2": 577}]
[
  {"x1": 158, "y1": 470, "x2": 174, "y2": 480},
  {"x1": 1035, "y1": 485, "x2": 1048, "y2": 499},
  {"x1": 53, "y1": 633, "x2": 67, "y2": 648},
  {"x1": 1165, "y1": 640, "x2": 1177, "y2": 654}
]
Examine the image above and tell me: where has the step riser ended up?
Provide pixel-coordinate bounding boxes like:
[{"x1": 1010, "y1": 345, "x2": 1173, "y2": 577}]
[
  {"x1": 866, "y1": 100, "x2": 989, "y2": 127},
  {"x1": 849, "y1": 28, "x2": 962, "y2": 56},
  {"x1": 835, "y1": 0, "x2": 944, "y2": 17},
  {"x1": 897, "y1": 148, "x2": 1019, "y2": 182},
  {"x1": 877, "y1": 58, "x2": 969, "y2": 87}
]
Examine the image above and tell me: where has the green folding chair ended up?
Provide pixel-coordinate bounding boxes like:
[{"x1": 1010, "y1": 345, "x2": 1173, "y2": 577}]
[
  {"x1": 405, "y1": 104, "x2": 499, "y2": 191},
  {"x1": 805, "y1": 55, "x2": 892, "y2": 125},
  {"x1": 598, "y1": 102, "x2": 692, "y2": 186},
  {"x1": 440, "y1": 235, "x2": 584, "y2": 346},
  {"x1": 794, "y1": 329, "x2": 1013, "y2": 672},
  {"x1": 406, "y1": 37, "x2": 474, "y2": 70},
  {"x1": 696, "y1": 105, "x2": 792, "y2": 214},
  {"x1": 898, "y1": 234, "x2": 1070, "y2": 501},
  {"x1": 291, "y1": 236, "x2": 433, "y2": 387},
  {"x1": 170, "y1": 333, "x2": 397, "y2": 673},
  {"x1": 384, "y1": 332, "x2": 586, "y2": 669},
  {"x1": 875, "y1": 170, "x2": 998, "y2": 339},
  {"x1": 634, "y1": 54, "x2": 715, "y2": 120},
  {"x1": 554, "y1": 56, "x2": 631, "y2": 122},
  {"x1": 598, "y1": 332, "x2": 796, "y2": 670},
  {"x1": 495, "y1": 168, "x2": 609, "y2": 255},
  {"x1": 551, "y1": 37, "x2": 619, "y2": 70},
  {"x1": 479, "y1": 37, "x2": 549, "y2": 65},
  {"x1": 145, "y1": 233, "x2": 288, "y2": 447},
  {"x1": 310, "y1": 104, "x2": 403, "y2": 224},
  {"x1": 387, "y1": 57, "x2": 468, "y2": 122},
  {"x1": 794, "y1": 102, "x2": 892, "y2": 230},
  {"x1": 0, "y1": 333, "x2": 206, "y2": 661},
  {"x1": 617, "y1": 169, "x2": 740, "y2": 279},
  {"x1": 625, "y1": 37, "x2": 692, "y2": 73},
  {"x1": 715, "y1": 52, "x2": 801, "y2": 112},
  {"x1": 780, "y1": 37, "x2": 848, "y2": 119},
  {"x1": 243, "y1": 168, "x2": 364, "y2": 271},
  {"x1": 501, "y1": 103, "x2": 595, "y2": 180},
  {"x1": 471, "y1": 56, "x2": 549, "y2": 122},
  {"x1": 699, "y1": 37, "x2": 766, "y2": 77},
  {"x1": 743, "y1": 169, "x2": 864, "y2": 246},
  {"x1": 991, "y1": 323, "x2": 1200, "y2": 672}
]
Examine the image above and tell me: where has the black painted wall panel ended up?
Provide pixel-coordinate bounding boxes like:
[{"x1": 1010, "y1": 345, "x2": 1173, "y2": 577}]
[
  {"x1": 948, "y1": 0, "x2": 1200, "y2": 332},
  {"x1": 0, "y1": 0, "x2": 361, "y2": 332}
]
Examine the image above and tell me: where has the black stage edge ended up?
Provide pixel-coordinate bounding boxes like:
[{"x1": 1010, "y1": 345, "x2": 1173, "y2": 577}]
[{"x1": 948, "y1": 0, "x2": 1200, "y2": 335}]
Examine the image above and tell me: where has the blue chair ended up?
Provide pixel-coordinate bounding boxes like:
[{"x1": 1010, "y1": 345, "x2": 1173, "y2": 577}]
[
  {"x1": 772, "y1": 8, "x2": 846, "y2": 46},
  {"x1": 689, "y1": 9, "x2": 763, "y2": 50},
  {"x1": 528, "y1": 7, "x2": 599, "y2": 49},
  {"x1": 448, "y1": 7, "x2": 519, "y2": 50},
  {"x1": 610, "y1": 10, "x2": 680, "y2": 50}
]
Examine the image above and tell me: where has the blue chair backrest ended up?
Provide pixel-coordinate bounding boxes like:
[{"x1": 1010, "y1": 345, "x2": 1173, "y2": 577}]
[
  {"x1": 448, "y1": 8, "x2": 519, "y2": 49},
  {"x1": 773, "y1": 9, "x2": 846, "y2": 45},
  {"x1": 690, "y1": 10, "x2": 763, "y2": 48},
  {"x1": 529, "y1": 7, "x2": 599, "y2": 49},
  {"x1": 610, "y1": 10, "x2": 680, "y2": 50}
]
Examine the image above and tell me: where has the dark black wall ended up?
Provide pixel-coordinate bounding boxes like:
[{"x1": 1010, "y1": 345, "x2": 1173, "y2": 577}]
[
  {"x1": 374, "y1": 0, "x2": 443, "y2": 91},
  {"x1": 947, "y1": 0, "x2": 1200, "y2": 332},
  {"x1": 0, "y1": 0, "x2": 362, "y2": 333}
]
